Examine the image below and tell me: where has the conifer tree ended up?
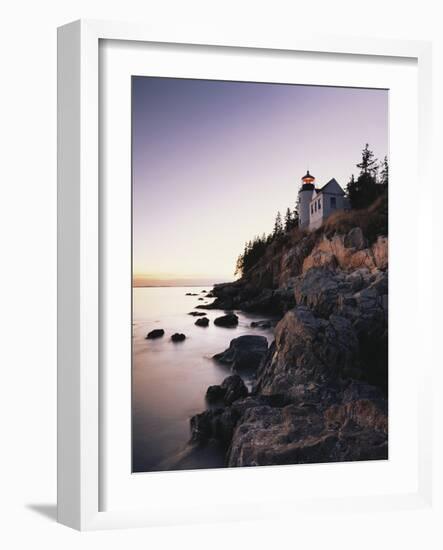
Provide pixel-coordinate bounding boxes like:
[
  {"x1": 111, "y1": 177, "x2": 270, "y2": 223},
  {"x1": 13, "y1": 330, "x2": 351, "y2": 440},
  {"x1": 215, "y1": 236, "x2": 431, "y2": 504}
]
[
  {"x1": 292, "y1": 204, "x2": 299, "y2": 228},
  {"x1": 380, "y1": 156, "x2": 389, "y2": 188},
  {"x1": 348, "y1": 144, "x2": 384, "y2": 209},
  {"x1": 357, "y1": 143, "x2": 378, "y2": 177},
  {"x1": 273, "y1": 211, "x2": 283, "y2": 238},
  {"x1": 284, "y1": 207, "x2": 292, "y2": 232}
]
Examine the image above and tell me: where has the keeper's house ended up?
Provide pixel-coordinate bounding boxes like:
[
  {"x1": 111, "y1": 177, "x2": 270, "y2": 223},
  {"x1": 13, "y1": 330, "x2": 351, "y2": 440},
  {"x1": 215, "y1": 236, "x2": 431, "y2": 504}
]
[{"x1": 297, "y1": 170, "x2": 348, "y2": 231}]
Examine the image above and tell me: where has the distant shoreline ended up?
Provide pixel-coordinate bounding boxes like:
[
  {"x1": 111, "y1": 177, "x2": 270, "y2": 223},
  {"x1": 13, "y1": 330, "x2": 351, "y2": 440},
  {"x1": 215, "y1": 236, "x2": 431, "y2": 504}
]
[{"x1": 133, "y1": 284, "x2": 215, "y2": 288}]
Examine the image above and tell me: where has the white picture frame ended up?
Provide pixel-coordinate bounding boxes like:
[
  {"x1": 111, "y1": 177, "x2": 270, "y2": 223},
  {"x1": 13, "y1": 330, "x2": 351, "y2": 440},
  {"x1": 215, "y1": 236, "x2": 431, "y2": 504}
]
[{"x1": 57, "y1": 19, "x2": 433, "y2": 531}]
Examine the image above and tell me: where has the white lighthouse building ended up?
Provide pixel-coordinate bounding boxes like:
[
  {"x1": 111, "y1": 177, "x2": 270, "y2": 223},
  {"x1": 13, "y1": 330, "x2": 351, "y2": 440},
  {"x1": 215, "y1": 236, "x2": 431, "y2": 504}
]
[{"x1": 297, "y1": 170, "x2": 347, "y2": 231}]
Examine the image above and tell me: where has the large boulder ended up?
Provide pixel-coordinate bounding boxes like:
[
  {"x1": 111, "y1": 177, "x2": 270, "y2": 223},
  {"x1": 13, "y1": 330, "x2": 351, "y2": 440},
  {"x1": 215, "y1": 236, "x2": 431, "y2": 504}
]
[
  {"x1": 255, "y1": 307, "x2": 358, "y2": 395},
  {"x1": 213, "y1": 313, "x2": 239, "y2": 327},
  {"x1": 293, "y1": 267, "x2": 350, "y2": 317},
  {"x1": 145, "y1": 329, "x2": 164, "y2": 339},
  {"x1": 213, "y1": 335, "x2": 268, "y2": 372},
  {"x1": 171, "y1": 333, "x2": 186, "y2": 342},
  {"x1": 195, "y1": 317, "x2": 209, "y2": 327}
]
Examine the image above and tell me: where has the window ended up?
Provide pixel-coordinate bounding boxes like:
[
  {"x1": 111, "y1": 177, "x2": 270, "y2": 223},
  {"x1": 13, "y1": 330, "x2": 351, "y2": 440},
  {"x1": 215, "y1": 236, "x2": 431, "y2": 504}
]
[
  {"x1": 318, "y1": 198, "x2": 321, "y2": 210},
  {"x1": 311, "y1": 204, "x2": 313, "y2": 215},
  {"x1": 330, "y1": 196, "x2": 337, "y2": 209},
  {"x1": 314, "y1": 201, "x2": 317, "y2": 212}
]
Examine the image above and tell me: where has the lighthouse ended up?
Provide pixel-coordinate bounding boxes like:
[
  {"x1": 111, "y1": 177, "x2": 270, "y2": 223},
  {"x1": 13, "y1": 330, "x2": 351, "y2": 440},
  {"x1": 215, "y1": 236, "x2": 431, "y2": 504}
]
[
  {"x1": 298, "y1": 170, "x2": 316, "y2": 229},
  {"x1": 297, "y1": 170, "x2": 347, "y2": 230}
]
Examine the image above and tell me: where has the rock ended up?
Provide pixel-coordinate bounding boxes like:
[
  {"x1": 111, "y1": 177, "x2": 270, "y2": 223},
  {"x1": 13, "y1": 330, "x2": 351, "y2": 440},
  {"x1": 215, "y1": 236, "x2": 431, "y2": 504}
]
[
  {"x1": 221, "y1": 375, "x2": 248, "y2": 404},
  {"x1": 171, "y1": 333, "x2": 186, "y2": 342},
  {"x1": 190, "y1": 408, "x2": 237, "y2": 447},
  {"x1": 240, "y1": 288, "x2": 295, "y2": 315},
  {"x1": 255, "y1": 307, "x2": 358, "y2": 395},
  {"x1": 213, "y1": 313, "x2": 239, "y2": 327},
  {"x1": 302, "y1": 250, "x2": 338, "y2": 272},
  {"x1": 372, "y1": 236, "x2": 388, "y2": 270},
  {"x1": 185, "y1": 292, "x2": 198, "y2": 296},
  {"x1": 188, "y1": 311, "x2": 207, "y2": 316},
  {"x1": 145, "y1": 329, "x2": 165, "y2": 339},
  {"x1": 206, "y1": 385, "x2": 226, "y2": 403},
  {"x1": 205, "y1": 375, "x2": 248, "y2": 406},
  {"x1": 188, "y1": 221, "x2": 389, "y2": 467},
  {"x1": 227, "y1": 393, "x2": 388, "y2": 467},
  {"x1": 195, "y1": 317, "x2": 209, "y2": 327},
  {"x1": 293, "y1": 267, "x2": 346, "y2": 317},
  {"x1": 213, "y1": 335, "x2": 268, "y2": 372},
  {"x1": 198, "y1": 297, "x2": 204, "y2": 301},
  {"x1": 302, "y1": 233, "x2": 388, "y2": 274},
  {"x1": 344, "y1": 227, "x2": 367, "y2": 250}
]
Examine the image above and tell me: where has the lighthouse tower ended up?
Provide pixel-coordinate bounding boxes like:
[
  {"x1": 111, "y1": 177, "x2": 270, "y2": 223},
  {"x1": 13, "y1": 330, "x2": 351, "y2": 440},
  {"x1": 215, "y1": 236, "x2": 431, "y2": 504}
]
[{"x1": 298, "y1": 170, "x2": 316, "y2": 229}]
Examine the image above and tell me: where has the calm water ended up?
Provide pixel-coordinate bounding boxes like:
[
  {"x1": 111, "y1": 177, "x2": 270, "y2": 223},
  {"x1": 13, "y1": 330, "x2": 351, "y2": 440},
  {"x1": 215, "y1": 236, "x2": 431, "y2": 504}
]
[{"x1": 132, "y1": 286, "x2": 273, "y2": 472}]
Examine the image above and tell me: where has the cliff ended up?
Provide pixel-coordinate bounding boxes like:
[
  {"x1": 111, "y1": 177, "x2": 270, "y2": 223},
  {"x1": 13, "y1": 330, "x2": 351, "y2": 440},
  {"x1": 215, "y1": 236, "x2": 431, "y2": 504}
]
[{"x1": 191, "y1": 197, "x2": 389, "y2": 467}]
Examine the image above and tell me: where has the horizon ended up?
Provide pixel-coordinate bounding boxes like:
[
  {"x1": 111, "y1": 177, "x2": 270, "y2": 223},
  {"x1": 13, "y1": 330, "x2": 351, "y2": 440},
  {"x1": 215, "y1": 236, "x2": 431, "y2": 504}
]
[{"x1": 132, "y1": 77, "x2": 388, "y2": 286}]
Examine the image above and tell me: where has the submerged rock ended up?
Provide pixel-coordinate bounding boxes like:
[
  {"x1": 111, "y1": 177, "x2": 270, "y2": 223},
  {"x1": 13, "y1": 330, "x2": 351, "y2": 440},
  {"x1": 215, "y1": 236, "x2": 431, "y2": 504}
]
[
  {"x1": 171, "y1": 333, "x2": 186, "y2": 342},
  {"x1": 213, "y1": 313, "x2": 239, "y2": 327},
  {"x1": 145, "y1": 329, "x2": 165, "y2": 340},
  {"x1": 188, "y1": 311, "x2": 207, "y2": 316},
  {"x1": 213, "y1": 335, "x2": 268, "y2": 372},
  {"x1": 195, "y1": 317, "x2": 209, "y2": 327}
]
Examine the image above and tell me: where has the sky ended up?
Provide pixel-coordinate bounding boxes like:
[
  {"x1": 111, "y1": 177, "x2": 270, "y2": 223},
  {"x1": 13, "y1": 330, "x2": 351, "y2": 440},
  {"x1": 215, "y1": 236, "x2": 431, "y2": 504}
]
[{"x1": 132, "y1": 77, "x2": 388, "y2": 286}]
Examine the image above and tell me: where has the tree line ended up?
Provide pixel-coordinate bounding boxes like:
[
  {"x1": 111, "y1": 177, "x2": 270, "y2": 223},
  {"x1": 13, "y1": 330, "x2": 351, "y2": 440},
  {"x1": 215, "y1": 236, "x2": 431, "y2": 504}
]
[
  {"x1": 235, "y1": 144, "x2": 388, "y2": 277},
  {"x1": 234, "y1": 206, "x2": 299, "y2": 276},
  {"x1": 346, "y1": 144, "x2": 388, "y2": 209}
]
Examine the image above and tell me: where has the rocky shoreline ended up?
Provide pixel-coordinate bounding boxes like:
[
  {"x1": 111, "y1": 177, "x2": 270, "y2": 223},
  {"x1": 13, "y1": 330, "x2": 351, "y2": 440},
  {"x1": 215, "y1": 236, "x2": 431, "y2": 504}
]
[{"x1": 188, "y1": 226, "x2": 389, "y2": 467}]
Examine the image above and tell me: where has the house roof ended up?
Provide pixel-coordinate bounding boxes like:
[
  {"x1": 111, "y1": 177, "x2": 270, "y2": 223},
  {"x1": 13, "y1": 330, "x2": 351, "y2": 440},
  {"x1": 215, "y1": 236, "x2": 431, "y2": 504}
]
[{"x1": 315, "y1": 178, "x2": 345, "y2": 195}]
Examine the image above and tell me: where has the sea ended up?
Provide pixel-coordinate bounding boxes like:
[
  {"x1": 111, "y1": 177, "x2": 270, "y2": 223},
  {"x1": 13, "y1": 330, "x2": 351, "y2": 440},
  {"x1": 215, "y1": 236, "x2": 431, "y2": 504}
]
[{"x1": 132, "y1": 286, "x2": 273, "y2": 473}]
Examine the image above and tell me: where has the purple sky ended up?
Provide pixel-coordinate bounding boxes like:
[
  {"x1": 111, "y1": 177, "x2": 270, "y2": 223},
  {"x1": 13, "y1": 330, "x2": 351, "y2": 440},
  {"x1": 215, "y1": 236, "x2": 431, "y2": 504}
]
[{"x1": 132, "y1": 77, "x2": 388, "y2": 286}]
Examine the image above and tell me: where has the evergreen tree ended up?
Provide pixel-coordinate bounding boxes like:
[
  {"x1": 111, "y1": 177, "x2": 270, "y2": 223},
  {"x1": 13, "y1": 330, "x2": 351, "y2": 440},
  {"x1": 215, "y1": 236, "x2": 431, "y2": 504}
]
[
  {"x1": 292, "y1": 204, "x2": 299, "y2": 228},
  {"x1": 284, "y1": 207, "x2": 292, "y2": 232},
  {"x1": 346, "y1": 174, "x2": 357, "y2": 204},
  {"x1": 273, "y1": 211, "x2": 283, "y2": 238},
  {"x1": 357, "y1": 143, "x2": 378, "y2": 177},
  {"x1": 380, "y1": 156, "x2": 389, "y2": 188},
  {"x1": 348, "y1": 144, "x2": 385, "y2": 209}
]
